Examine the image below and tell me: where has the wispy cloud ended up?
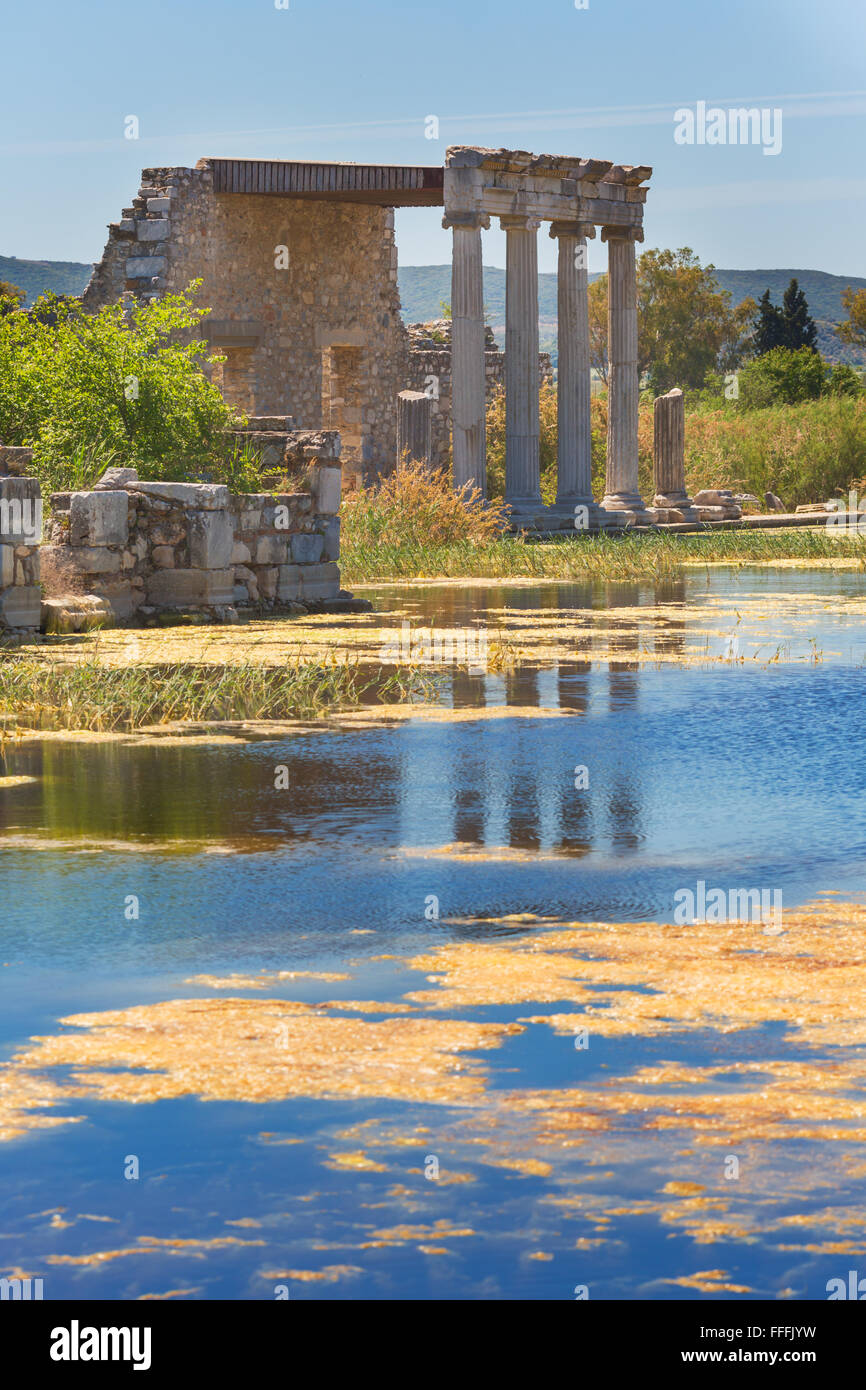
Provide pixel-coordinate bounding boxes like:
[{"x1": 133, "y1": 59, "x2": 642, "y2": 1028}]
[{"x1": 0, "y1": 91, "x2": 863, "y2": 158}]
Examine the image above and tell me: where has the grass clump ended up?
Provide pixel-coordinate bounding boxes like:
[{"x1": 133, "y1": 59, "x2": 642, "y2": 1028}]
[{"x1": 0, "y1": 655, "x2": 424, "y2": 733}]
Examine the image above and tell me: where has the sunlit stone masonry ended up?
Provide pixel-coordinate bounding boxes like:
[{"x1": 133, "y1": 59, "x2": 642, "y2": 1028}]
[{"x1": 85, "y1": 145, "x2": 652, "y2": 530}]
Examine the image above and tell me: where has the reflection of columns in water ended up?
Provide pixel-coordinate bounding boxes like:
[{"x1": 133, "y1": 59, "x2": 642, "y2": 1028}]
[
  {"x1": 555, "y1": 661, "x2": 594, "y2": 855},
  {"x1": 502, "y1": 666, "x2": 542, "y2": 850},
  {"x1": 652, "y1": 578, "x2": 687, "y2": 657},
  {"x1": 556, "y1": 660, "x2": 591, "y2": 714},
  {"x1": 608, "y1": 774, "x2": 642, "y2": 854}
]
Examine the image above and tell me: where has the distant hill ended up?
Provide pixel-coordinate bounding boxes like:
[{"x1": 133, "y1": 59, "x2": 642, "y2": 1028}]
[
  {"x1": 0, "y1": 255, "x2": 92, "y2": 305},
  {"x1": 398, "y1": 265, "x2": 866, "y2": 364},
  {"x1": 4, "y1": 254, "x2": 863, "y2": 364}
]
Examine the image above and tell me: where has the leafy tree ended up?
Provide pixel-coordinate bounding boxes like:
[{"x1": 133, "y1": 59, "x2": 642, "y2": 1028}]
[
  {"x1": 737, "y1": 346, "x2": 825, "y2": 408},
  {"x1": 0, "y1": 283, "x2": 246, "y2": 484},
  {"x1": 780, "y1": 277, "x2": 818, "y2": 351},
  {"x1": 587, "y1": 248, "x2": 753, "y2": 392},
  {"x1": 837, "y1": 286, "x2": 866, "y2": 348},
  {"x1": 0, "y1": 280, "x2": 25, "y2": 316},
  {"x1": 753, "y1": 289, "x2": 785, "y2": 355}
]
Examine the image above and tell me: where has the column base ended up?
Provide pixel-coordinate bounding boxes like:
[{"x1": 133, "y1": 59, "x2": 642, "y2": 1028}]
[
  {"x1": 652, "y1": 492, "x2": 699, "y2": 523},
  {"x1": 600, "y1": 492, "x2": 657, "y2": 525}
]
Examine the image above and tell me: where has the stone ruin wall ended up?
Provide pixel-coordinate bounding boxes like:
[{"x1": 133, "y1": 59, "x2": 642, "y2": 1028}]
[
  {"x1": 403, "y1": 320, "x2": 553, "y2": 473},
  {"x1": 0, "y1": 435, "x2": 344, "y2": 636},
  {"x1": 84, "y1": 164, "x2": 409, "y2": 484}
]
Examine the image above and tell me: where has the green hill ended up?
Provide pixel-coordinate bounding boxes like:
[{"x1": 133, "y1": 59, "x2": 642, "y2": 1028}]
[
  {"x1": 0, "y1": 255, "x2": 93, "y2": 305},
  {"x1": 398, "y1": 265, "x2": 866, "y2": 364}
]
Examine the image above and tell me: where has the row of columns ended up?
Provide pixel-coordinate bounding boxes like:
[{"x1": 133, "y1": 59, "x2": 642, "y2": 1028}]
[{"x1": 447, "y1": 211, "x2": 645, "y2": 520}]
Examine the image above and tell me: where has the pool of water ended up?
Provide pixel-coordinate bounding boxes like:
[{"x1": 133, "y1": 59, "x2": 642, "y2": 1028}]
[{"x1": 1, "y1": 567, "x2": 865, "y2": 1300}]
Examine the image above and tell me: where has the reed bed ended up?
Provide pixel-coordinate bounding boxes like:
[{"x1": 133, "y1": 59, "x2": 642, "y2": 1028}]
[{"x1": 0, "y1": 655, "x2": 424, "y2": 732}]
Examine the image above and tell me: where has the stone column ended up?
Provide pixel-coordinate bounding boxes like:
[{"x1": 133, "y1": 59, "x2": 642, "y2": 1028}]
[
  {"x1": 397, "y1": 390, "x2": 433, "y2": 469},
  {"x1": 600, "y1": 227, "x2": 648, "y2": 517},
  {"x1": 652, "y1": 387, "x2": 696, "y2": 520},
  {"x1": 549, "y1": 220, "x2": 598, "y2": 524},
  {"x1": 445, "y1": 212, "x2": 490, "y2": 495},
  {"x1": 501, "y1": 213, "x2": 542, "y2": 517}
]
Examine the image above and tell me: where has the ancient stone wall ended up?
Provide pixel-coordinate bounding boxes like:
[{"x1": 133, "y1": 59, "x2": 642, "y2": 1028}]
[
  {"x1": 84, "y1": 164, "x2": 409, "y2": 482},
  {"x1": 39, "y1": 435, "x2": 343, "y2": 627}
]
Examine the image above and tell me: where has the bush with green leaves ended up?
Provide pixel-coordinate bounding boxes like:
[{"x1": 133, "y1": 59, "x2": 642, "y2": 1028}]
[
  {"x1": 736, "y1": 346, "x2": 826, "y2": 408},
  {"x1": 0, "y1": 282, "x2": 255, "y2": 492}
]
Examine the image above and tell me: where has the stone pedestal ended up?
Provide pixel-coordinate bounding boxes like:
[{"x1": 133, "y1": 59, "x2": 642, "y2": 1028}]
[
  {"x1": 501, "y1": 214, "x2": 542, "y2": 518},
  {"x1": 600, "y1": 228, "x2": 649, "y2": 518},
  {"x1": 446, "y1": 213, "x2": 489, "y2": 494},
  {"x1": 397, "y1": 390, "x2": 433, "y2": 470},
  {"x1": 548, "y1": 221, "x2": 601, "y2": 528},
  {"x1": 651, "y1": 387, "x2": 697, "y2": 520}
]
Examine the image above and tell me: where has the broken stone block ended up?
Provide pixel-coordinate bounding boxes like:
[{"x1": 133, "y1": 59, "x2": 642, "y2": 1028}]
[
  {"x1": 146, "y1": 568, "x2": 235, "y2": 608},
  {"x1": 311, "y1": 465, "x2": 342, "y2": 516},
  {"x1": 0, "y1": 585, "x2": 41, "y2": 628},
  {"x1": 189, "y1": 510, "x2": 234, "y2": 569},
  {"x1": 70, "y1": 491, "x2": 128, "y2": 547},
  {"x1": 231, "y1": 541, "x2": 251, "y2": 565},
  {"x1": 0, "y1": 445, "x2": 34, "y2": 475},
  {"x1": 0, "y1": 544, "x2": 14, "y2": 587},
  {"x1": 130, "y1": 482, "x2": 230, "y2": 510},
  {"x1": 765, "y1": 491, "x2": 786, "y2": 512},
  {"x1": 290, "y1": 532, "x2": 324, "y2": 564}
]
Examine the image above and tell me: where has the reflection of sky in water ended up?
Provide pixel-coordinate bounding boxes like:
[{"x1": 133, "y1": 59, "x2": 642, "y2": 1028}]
[{"x1": 1, "y1": 569, "x2": 866, "y2": 1300}]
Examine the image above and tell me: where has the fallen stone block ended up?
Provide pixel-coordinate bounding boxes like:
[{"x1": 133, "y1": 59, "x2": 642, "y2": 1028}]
[
  {"x1": 41, "y1": 595, "x2": 114, "y2": 635},
  {"x1": 94, "y1": 466, "x2": 139, "y2": 491}
]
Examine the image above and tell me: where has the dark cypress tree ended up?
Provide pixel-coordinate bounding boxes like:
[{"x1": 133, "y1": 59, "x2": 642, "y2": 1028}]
[
  {"x1": 781, "y1": 277, "x2": 818, "y2": 351},
  {"x1": 753, "y1": 289, "x2": 785, "y2": 355}
]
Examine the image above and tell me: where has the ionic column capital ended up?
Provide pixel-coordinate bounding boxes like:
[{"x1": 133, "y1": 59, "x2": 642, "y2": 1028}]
[
  {"x1": 549, "y1": 220, "x2": 596, "y2": 241},
  {"x1": 600, "y1": 225, "x2": 644, "y2": 244},
  {"x1": 499, "y1": 213, "x2": 542, "y2": 233},
  {"x1": 442, "y1": 212, "x2": 491, "y2": 231}
]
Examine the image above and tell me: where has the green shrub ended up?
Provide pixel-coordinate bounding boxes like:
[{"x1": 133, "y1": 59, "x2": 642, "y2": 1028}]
[
  {"x1": 737, "y1": 347, "x2": 825, "y2": 408},
  {"x1": 0, "y1": 283, "x2": 247, "y2": 489}
]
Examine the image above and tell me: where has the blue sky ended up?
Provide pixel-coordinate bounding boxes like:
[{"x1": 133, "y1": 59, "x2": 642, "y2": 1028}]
[{"x1": 2, "y1": 0, "x2": 864, "y2": 276}]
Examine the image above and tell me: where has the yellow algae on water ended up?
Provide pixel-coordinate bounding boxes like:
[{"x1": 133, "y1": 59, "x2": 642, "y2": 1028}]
[{"x1": 325, "y1": 1151, "x2": 388, "y2": 1173}]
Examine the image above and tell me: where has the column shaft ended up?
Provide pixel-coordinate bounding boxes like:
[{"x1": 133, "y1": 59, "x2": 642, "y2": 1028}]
[
  {"x1": 448, "y1": 217, "x2": 488, "y2": 495},
  {"x1": 502, "y1": 215, "x2": 541, "y2": 512},
  {"x1": 601, "y1": 230, "x2": 646, "y2": 513},
  {"x1": 550, "y1": 223, "x2": 594, "y2": 513}
]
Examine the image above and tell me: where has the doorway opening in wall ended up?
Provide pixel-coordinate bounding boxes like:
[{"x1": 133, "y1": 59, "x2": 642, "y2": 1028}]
[
  {"x1": 210, "y1": 345, "x2": 256, "y2": 415},
  {"x1": 322, "y1": 345, "x2": 366, "y2": 490}
]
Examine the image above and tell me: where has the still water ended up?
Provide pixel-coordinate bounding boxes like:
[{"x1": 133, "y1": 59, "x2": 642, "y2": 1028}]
[{"x1": 1, "y1": 567, "x2": 865, "y2": 1300}]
